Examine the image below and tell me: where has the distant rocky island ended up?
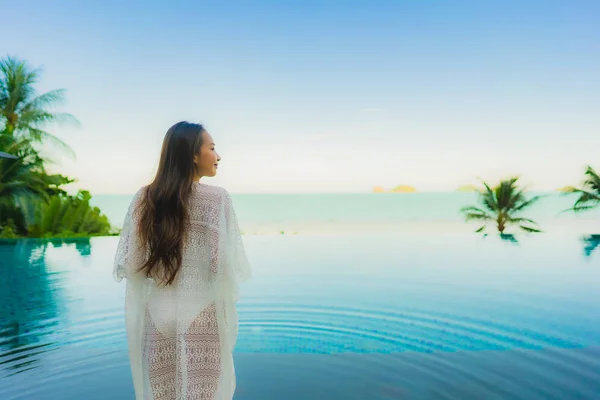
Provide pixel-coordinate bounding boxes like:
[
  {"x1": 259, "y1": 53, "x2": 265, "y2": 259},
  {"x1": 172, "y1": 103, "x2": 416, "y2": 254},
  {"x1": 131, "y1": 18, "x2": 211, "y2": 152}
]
[
  {"x1": 557, "y1": 186, "x2": 577, "y2": 193},
  {"x1": 457, "y1": 185, "x2": 481, "y2": 192},
  {"x1": 373, "y1": 185, "x2": 416, "y2": 193}
]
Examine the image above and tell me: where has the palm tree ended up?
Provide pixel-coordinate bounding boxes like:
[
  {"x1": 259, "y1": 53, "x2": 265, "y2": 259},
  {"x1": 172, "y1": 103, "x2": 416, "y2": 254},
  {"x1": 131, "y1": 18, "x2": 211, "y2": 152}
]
[
  {"x1": 460, "y1": 177, "x2": 543, "y2": 234},
  {"x1": 0, "y1": 129, "x2": 72, "y2": 235},
  {"x1": 1, "y1": 144, "x2": 49, "y2": 201},
  {"x1": 0, "y1": 56, "x2": 78, "y2": 236},
  {"x1": 0, "y1": 56, "x2": 79, "y2": 157},
  {"x1": 564, "y1": 166, "x2": 600, "y2": 213}
]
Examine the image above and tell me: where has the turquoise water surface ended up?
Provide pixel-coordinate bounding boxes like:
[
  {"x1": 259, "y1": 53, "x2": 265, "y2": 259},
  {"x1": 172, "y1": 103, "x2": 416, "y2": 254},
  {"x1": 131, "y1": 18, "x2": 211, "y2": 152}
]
[
  {"x1": 1, "y1": 228, "x2": 599, "y2": 399},
  {"x1": 92, "y1": 192, "x2": 600, "y2": 234}
]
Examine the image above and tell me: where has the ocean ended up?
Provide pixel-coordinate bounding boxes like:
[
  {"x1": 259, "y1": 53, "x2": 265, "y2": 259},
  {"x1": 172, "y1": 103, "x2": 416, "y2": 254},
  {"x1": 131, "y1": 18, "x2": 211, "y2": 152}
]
[{"x1": 92, "y1": 191, "x2": 600, "y2": 235}]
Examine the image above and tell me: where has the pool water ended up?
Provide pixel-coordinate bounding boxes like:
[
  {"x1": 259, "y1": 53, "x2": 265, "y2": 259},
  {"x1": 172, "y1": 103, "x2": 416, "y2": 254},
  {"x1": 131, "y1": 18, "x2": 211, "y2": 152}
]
[{"x1": 1, "y1": 232, "x2": 599, "y2": 399}]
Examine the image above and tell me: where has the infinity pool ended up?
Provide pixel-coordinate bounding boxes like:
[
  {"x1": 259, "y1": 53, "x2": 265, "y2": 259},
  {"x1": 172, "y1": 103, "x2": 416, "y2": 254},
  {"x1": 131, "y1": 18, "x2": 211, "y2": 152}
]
[{"x1": 1, "y1": 232, "x2": 599, "y2": 399}]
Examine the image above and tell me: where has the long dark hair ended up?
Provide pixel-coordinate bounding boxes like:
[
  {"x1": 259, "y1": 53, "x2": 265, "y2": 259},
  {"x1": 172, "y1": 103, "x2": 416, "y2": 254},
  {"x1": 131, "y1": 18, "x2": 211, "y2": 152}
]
[{"x1": 137, "y1": 121, "x2": 205, "y2": 286}]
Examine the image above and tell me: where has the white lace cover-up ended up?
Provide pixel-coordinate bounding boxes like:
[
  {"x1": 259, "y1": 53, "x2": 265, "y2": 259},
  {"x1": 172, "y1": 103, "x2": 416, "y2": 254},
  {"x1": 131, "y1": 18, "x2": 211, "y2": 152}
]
[{"x1": 113, "y1": 183, "x2": 251, "y2": 400}]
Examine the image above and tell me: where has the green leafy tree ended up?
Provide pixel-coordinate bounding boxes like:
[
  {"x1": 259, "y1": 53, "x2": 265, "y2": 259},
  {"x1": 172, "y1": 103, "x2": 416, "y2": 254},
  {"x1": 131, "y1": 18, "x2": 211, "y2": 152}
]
[
  {"x1": 0, "y1": 56, "x2": 78, "y2": 155},
  {"x1": 564, "y1": 166, "x2": 600, "y2": 213},
  {"x1": 0, "y1": 56, "x2": 113, "y2": 238},
  {"x1": 19, "y1": 190, "x2": 112, "y2": 238},
  {"x1": 460, "y1": 177, "x2": 543, "y2": 234}
]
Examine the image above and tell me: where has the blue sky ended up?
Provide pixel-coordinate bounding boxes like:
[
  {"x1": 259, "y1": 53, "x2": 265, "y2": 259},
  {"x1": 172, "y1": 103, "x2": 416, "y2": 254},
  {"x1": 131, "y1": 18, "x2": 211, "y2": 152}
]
[{"x1": 2, "y1": 0, "x2": 599, "y2": 193}]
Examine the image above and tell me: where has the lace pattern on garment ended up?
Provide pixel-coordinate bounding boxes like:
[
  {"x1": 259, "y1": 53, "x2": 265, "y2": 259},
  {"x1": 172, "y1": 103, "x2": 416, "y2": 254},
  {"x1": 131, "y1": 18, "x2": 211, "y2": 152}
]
[{"x1": 113, "y1": 183, "x2": 251, "y2": 400}]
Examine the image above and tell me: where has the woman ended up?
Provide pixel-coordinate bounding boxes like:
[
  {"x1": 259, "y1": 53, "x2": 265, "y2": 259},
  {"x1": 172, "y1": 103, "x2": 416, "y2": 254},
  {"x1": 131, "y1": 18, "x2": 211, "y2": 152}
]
[{"x1": 113, "y1": 121, "x2": 252, "y2": 400}]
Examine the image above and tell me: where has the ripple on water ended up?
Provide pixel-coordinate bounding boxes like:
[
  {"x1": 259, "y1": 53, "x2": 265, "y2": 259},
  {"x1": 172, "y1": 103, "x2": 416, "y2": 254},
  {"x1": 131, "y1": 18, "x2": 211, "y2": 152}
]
[{"x1": 236, "y1": 303, "x2": 585, "y2": 353}]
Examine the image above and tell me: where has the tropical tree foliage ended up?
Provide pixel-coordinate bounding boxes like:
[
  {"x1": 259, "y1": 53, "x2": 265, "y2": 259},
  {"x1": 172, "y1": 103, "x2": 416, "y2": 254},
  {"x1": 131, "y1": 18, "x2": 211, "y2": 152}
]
[
  {"x1": 16, "y1": 190, "x2": 112, "y2": 238},
  {"x1": 564, "y1": 166, "x2": 600, "y2": 213},
  {"x1": 460, "y1": 177, "x2": 543, "y2": 235},
  {"x1": 0, "y1": 56, "x2": 113, "y2": 238},
  {"x1": 0, "y1": 56, "x2": 78, "y2": 155}
]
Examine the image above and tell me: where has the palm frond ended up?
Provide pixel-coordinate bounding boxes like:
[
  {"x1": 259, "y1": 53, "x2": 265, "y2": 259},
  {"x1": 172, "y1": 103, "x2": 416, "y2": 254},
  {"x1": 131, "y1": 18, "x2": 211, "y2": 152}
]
[
  {"x1": 570, "y1": 204, "x2": 597, "y2": 213},
  {"x1": 572, "y1": 190, "x2": 600, "y2": 211},
  {"x1": 478, "y1": 181, "x2": 498, "y2": 212},
  {"x1": 45, "y1": 112, "x2": 80, "y2": 127},
  {"x1": 583, "y1": 166, "x2": 600, "y2": 192},
  {"x1": 459, "y1": 206, "x2": 486, "y2": 214},
  {"x1": 506, "y1": 216, "x2": 539, "y2": 225},
  {"x1": 520, "y1": 225, "x2": 542, "y2": 233},
  {"x1": 496, "y1": 178, "x2": 515, "y2": 209},
  {"x1": 20, "y1": 89, "x2": 66, "y2": 112},
  {"x1": 562, "y1": 166, "x2": 600, "y2": 213},
  {"x1": 464, "y1": 213, "x2": 494, "y2": 222},
  {"x1": 15, "y1": 110, "x2": 58, "y2": 129},
  {"x1": 507, "y1": 187, "x2": 527, "y2": 208},
  {"x1": 460, "y1": 205, "x2": 494, "y2": 222},
  {"x1": 1, "y1": 57, "x2": 40, "y2": 115},
  {"x1": 22, "y1": 128, "x2": 76, "y2": 159},
  {"x1": 512, "y1": 195, "x2": 544, "y2": 212},
  {"x1": 16, "y1": 109, "x2": 80, "y2": 132}
]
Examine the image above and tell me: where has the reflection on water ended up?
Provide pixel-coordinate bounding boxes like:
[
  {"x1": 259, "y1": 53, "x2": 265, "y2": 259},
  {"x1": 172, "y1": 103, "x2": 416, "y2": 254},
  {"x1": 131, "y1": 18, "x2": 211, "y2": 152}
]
[
  {"x1": 1, "y1": 241, "x2": 61, "y2": 375},
  {"x1": 500, "y1": 233, "x2": 519, "y2": 244},
  {"x1": 45, "y1": 238, "x2": 93, "y2": 257},
  {"x1": 582, "y1": 234, "x2": 600, "y2": 258},
  {"x1": 0, "y1": 233, "x2": 599, "y2": 400},
  {"x1": 0, "y1": 239, "x2": 92, "y2": 376}
]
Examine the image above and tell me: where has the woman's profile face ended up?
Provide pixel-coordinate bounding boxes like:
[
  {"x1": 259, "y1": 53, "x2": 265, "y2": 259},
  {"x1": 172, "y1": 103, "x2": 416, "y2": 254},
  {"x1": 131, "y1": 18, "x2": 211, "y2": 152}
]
[{"x1": 194, "y1": 131, "x2": 221, "y2": 178}]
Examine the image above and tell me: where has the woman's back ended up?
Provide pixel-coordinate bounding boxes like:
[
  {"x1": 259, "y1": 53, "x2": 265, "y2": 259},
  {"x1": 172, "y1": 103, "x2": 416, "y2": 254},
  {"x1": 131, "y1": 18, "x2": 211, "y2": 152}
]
[
  {"x1": 113, "y1": 122, "x2": 251, "y2": 400},
  {"x1": 145, "y1": 183, "x2": 235, "y2": 340}
]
